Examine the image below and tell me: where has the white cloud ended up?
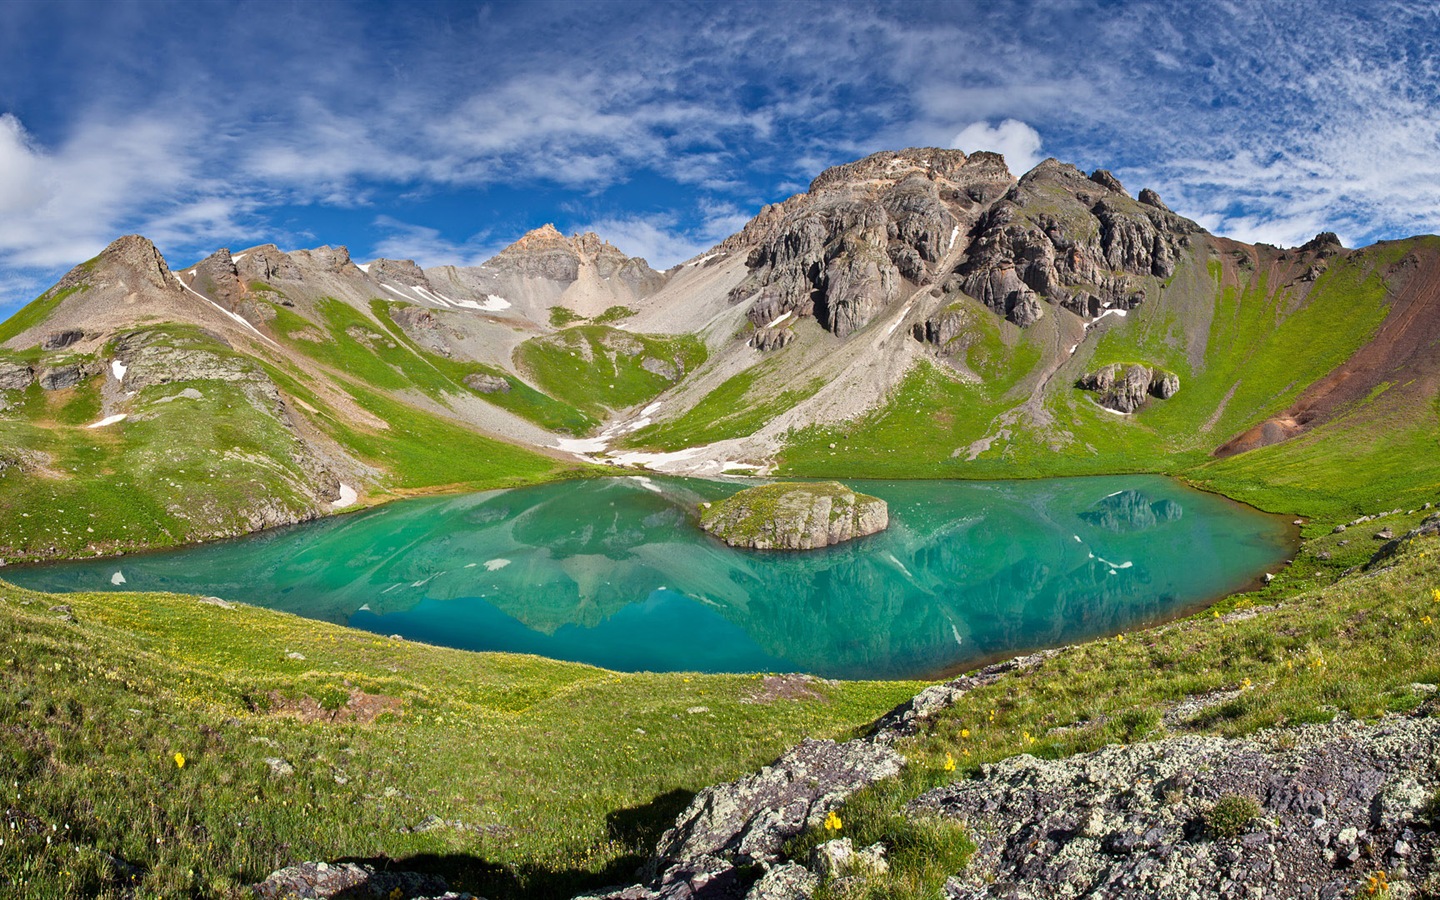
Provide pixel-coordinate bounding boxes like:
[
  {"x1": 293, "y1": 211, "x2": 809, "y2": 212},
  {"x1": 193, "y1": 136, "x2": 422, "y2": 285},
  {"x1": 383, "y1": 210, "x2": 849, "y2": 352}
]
[
  {"x1": 951, "y1": 119, "x2": 1045, "y2": 176},
  {"x1": 367, "y1": 217, "x2": 503, "y2": 270}
]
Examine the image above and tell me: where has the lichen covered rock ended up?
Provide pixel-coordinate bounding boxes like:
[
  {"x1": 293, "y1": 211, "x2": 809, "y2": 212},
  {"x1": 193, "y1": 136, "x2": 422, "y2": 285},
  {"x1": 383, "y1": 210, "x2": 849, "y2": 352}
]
[{"x1": 700, "y1": 482, "x2": 888, "y2": 550}]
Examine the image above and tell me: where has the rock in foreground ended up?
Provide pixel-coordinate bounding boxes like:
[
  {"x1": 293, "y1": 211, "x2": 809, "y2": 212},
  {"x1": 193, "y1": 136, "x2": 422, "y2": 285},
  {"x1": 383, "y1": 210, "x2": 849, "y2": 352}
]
[{"x1": 700, "y1": 482, "x2": 888, "y2": 550}]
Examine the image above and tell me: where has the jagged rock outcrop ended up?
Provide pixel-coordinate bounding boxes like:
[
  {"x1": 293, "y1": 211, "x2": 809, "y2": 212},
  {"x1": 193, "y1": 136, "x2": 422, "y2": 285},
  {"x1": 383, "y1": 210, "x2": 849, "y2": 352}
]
[
  {"x1": 911, "y1": 714, "x2": 1440, "y2": 900},
  {"x1": 1077, "y1": 363, "x2": 1180, "y2": 413},
  {"x1": 0, "y1": 360, "x2": 35, "y2": 391},
  {"x1": 288, "y1": 245, "x2": 355, "y2": 274},
  {"x1": 726, "y1": 149, "x2": 1014, "y2": 339},
  {"x1": 38, "y1": 362, "x2": 95, "y2": 391},
  {"x1": 191, "y1": 248, "x2": 248, "y2": 311},
  {"x1": 484, "y1": 224, "x2": 663, "y2": 292},
  {"x1": 749, "y1": 326, "x2": 795, "y2": 351},
  {"x1": 957, "y1": 160, "x2": 1202, "y2": 325},
  {"x1": 700, "y1": 482, "x2": 888, "y2": 550},
  {"x1": 722, "y1": 150, "x2": 1202, "y2": 341},
  {"x1": 368, "y1": 257, "x2": 431, "y2": 288},
  {"x1": 41, "y1": 329, "x2": 84, "y2": 350},
  {"x1": 234, "y1": 244, "x2": 302, "y2": 284}
]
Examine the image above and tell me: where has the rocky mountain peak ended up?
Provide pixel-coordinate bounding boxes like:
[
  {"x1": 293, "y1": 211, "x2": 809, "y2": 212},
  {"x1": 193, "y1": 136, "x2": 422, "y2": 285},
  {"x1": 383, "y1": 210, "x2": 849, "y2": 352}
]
[
  {"x1": 1301, "y1": 231, "x2": 1345, "y2": 252},
  {"x1": 60, "y1": 234, "x2": 175, "y2": 294},
  {"x1": 808, "y1": 147, "x2": 976, "y2": 194},
  {"x1": 234, "y1": 245, "x2": 301, "y2": 284},
  {"x1": 508, "y1": 223, "x2": 568, "y2": 252},
  {"x1": 1088, "y1": 169, "x2": 1129, "y2": 196},
  {"x1": 286, "y1": 245, "x2": 353, "y2": 273},
  {"x1": 367, "y1": 258, "x2": 430, "y2": 288}
]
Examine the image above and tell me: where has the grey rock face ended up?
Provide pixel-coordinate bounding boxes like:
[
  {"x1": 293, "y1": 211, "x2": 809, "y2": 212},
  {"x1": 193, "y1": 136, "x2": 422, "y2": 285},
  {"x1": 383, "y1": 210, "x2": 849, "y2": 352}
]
[
  {"x1": 0, "y1": 360, "x2": 35, "y2": 391},
  {"x1": 39, "y1": 363, "x2": 88, "y2": 391},
  {"x1": 191, "y1": 248, "x2": 248, "y2": 312},
  {"x1": 750, "y1": 327, "x2": 794, "y2": 352},
  {"x1": 247, "y1": 860, "x2": 477, "y2": 899},
  {"x1": 727, "y1": 149, "x2": 1015, "y2": 340},
  {"x1": 235, "y1": 245, "x2": 301, "y2": 284},
  {"x1": 910, "y1": 715, "x2": 1440, "y2": 900},
  {"x1": 957, "y1": 159, "x2": 1202, "y2": 323},
  {"x1": 369, "y1": 257, "x2": 431, "y2": 288},
  {"x1": 463, "y1": 372, "x2": 511, "y2": 394},
  {"x1": 41, "y1": 329, "x2": 85, "y2": 350},
  {"x1": 1077, "y1": 363, "x2": 1180, "y2": 413},
  {"x1": 654, "y1": 737, "x2": 905, "y2": 869},
  {"x1": 1138, "y1": 188, "x2": 1170, "y2": 211},
  {"x1": 700, "y1": 482, "x2": 889, "y2": 550}
]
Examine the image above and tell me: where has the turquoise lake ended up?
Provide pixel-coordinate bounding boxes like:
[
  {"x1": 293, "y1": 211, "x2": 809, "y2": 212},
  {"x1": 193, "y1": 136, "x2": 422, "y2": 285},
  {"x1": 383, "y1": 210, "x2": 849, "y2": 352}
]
[{"x1": 6, "y1": 475, "x2": 1295, "y2": 680}]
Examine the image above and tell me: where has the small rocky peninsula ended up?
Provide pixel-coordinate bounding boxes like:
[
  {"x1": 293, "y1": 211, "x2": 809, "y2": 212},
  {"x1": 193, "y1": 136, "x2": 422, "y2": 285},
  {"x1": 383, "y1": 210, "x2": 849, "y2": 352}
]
[{"x1": 699, "y1": 482, "x2": 888, "y2": 550}]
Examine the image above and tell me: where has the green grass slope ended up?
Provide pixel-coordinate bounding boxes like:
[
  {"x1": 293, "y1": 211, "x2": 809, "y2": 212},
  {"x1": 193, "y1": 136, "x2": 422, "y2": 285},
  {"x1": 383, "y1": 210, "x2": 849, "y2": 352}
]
[
  {"x1": 514, "y1": 325, "x2": 705, "y2": 417},
  {"x1": 0, "y1": 580, "x2": 919, "y2": 899},
  {"x1": 0, "y1": 323, "x2": 568, "y2": 563}
]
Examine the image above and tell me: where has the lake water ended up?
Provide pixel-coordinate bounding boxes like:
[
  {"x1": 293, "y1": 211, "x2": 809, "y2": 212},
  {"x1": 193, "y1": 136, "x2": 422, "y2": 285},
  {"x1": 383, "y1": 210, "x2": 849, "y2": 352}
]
[{"x1": 5, "y1": 475, "x2": 1295, "y2": 680}]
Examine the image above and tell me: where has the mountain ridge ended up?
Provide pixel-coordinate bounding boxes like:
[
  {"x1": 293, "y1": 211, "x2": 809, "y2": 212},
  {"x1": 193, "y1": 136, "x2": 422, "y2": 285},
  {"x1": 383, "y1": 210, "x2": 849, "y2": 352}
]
[{"x1": 0, "y1": 146, "x2": 1436, "y2": 563}]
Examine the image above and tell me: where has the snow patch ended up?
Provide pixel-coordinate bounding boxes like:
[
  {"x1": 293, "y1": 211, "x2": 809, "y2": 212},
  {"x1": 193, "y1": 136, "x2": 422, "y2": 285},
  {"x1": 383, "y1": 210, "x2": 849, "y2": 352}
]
[
  {"x1": 883, "y1": 301, "x2": 913, "y2": 338},
  {"x1": 484, "y1": 558, "x2": 510, "y2": 572},
  {"x1": 356, "y1": 262, "x2": 371, "y2": 273},
  {"x1": 87, "y1": 414, "x2": 127, "y2": 429},
  {"x1": 948, "y1": 225, "x2": 960, "y2": 252},
  {"x1": 765, "y1": 311, "x2": 793, "y2": 328},
  {"x1": 332, "y1": 484, "x2": 358, "y2": 509},
  {"x1": 172, "y1": 273, "x2": 282, "y2": 348},
  {"x1": 111, "y1": 571, "x2": 126, "y2": 585},
  {"x1": 111, "y1": 359, "x2": 127, "y2": 381}
]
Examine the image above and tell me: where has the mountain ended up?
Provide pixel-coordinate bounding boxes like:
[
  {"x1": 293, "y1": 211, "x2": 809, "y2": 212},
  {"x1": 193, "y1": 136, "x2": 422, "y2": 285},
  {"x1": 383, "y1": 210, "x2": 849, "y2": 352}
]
[{"x1": 1, "y1": 147, "x2": 1437, "y2": 563}]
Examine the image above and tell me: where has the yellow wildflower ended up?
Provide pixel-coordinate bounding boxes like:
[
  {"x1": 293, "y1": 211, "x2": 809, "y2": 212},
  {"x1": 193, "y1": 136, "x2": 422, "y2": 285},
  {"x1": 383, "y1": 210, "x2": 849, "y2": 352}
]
[
  {"x1": 1242, "y1": 678, "x2": 1252, "y2": 689},
  {"x1": 1432, "y1": 588, "x2": 1440, "y2": 603},
  {"x1": 1423, "y1": 615, "x2": 1434, "y2": 626},
  {"x1": 173, "y1": 752, "x2": 186, "y2": 769},
  {"x1": 960, "y1": 728, "x2": 971, "y2": 739},
  {"x1": 943, "y1": 752, "x2": 956, "y2": 772},
  {"x1": 823, "y1": 810, "x2": 842, "y2": 832}
]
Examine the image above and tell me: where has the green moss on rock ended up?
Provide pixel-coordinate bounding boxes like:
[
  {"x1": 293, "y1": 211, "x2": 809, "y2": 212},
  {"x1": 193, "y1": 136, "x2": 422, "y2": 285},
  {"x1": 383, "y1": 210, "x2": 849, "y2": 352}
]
[{"x1": 699, "y1": 481, "x2": 888, "y2": 550}]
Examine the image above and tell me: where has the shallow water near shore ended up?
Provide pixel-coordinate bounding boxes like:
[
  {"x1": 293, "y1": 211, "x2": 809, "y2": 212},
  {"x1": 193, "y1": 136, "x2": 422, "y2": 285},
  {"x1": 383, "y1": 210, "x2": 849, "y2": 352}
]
[{"x1": 8, "y1": 475, "x2": 1295, "y2": 679}]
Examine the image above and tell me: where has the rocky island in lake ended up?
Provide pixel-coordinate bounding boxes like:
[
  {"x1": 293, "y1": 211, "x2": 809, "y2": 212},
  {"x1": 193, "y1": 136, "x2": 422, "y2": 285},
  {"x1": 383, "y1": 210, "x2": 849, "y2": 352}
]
[{"x1": 700, "y1": 481, "x2": 889, "y2": 550}]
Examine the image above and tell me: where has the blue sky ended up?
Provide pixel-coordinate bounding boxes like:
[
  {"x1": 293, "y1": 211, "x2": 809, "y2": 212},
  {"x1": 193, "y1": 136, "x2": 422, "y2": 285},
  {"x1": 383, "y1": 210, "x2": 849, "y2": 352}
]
[{"x1": 2, "y1": 0, "x2": 1439, "y2": 313}]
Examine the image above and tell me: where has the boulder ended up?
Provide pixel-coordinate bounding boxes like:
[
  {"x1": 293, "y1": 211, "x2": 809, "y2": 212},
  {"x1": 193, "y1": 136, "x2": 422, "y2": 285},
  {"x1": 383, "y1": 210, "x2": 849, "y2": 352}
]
[
  {"x1": 0, "y1": 360, "x2": 34, "y2": 391},
  {"x1": 653, "y1": 737, "x2": 905, "y2": 869},
  {"x1": 247, "y1": 860, "x2": 476, "y2": 899},
  {"x1": 750, "y1": 327, "x2": 795, "y2": 352},
  {"x1": 39, "y1": 364, "x2": 84, "y2": 391},
  {"x1": 463, "y1": 373, "x2": 511, "y2": 394},
  {"x1": 700, "y1": 482, "x2": 889, "y2": 550},
  {"x1": 1077, "y1": 363, "x2": 1180, "y2": 413}
]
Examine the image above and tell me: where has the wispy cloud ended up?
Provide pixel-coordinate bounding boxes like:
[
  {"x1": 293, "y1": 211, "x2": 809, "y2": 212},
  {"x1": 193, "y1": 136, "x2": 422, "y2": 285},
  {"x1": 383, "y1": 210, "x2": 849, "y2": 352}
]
[
  {"x1": 4, "y1": 0, "x2": 1440, "y2": 315},
  {"x1": 368, "y1": 217, "x2": 503, "y2": 270}
]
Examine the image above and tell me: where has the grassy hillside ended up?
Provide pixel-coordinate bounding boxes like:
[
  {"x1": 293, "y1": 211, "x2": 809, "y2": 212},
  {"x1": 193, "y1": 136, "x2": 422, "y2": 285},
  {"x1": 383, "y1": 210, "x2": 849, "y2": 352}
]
[
  {"x1": 514, "y1": 325, "x2": 706, "y2": 417},
  {"x1": 0, "y1": 323, "x2": 569, "y2": 563},
  {"x1": 0, "y1": 580, "x2": 919, "y2": 899}
]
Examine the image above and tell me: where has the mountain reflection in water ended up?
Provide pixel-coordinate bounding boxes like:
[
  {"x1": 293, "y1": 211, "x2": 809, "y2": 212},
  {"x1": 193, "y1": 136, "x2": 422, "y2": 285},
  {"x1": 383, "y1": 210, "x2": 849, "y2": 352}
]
[{"x1": 8, "y1": 475, "x2": 1294, "y2": 679}]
